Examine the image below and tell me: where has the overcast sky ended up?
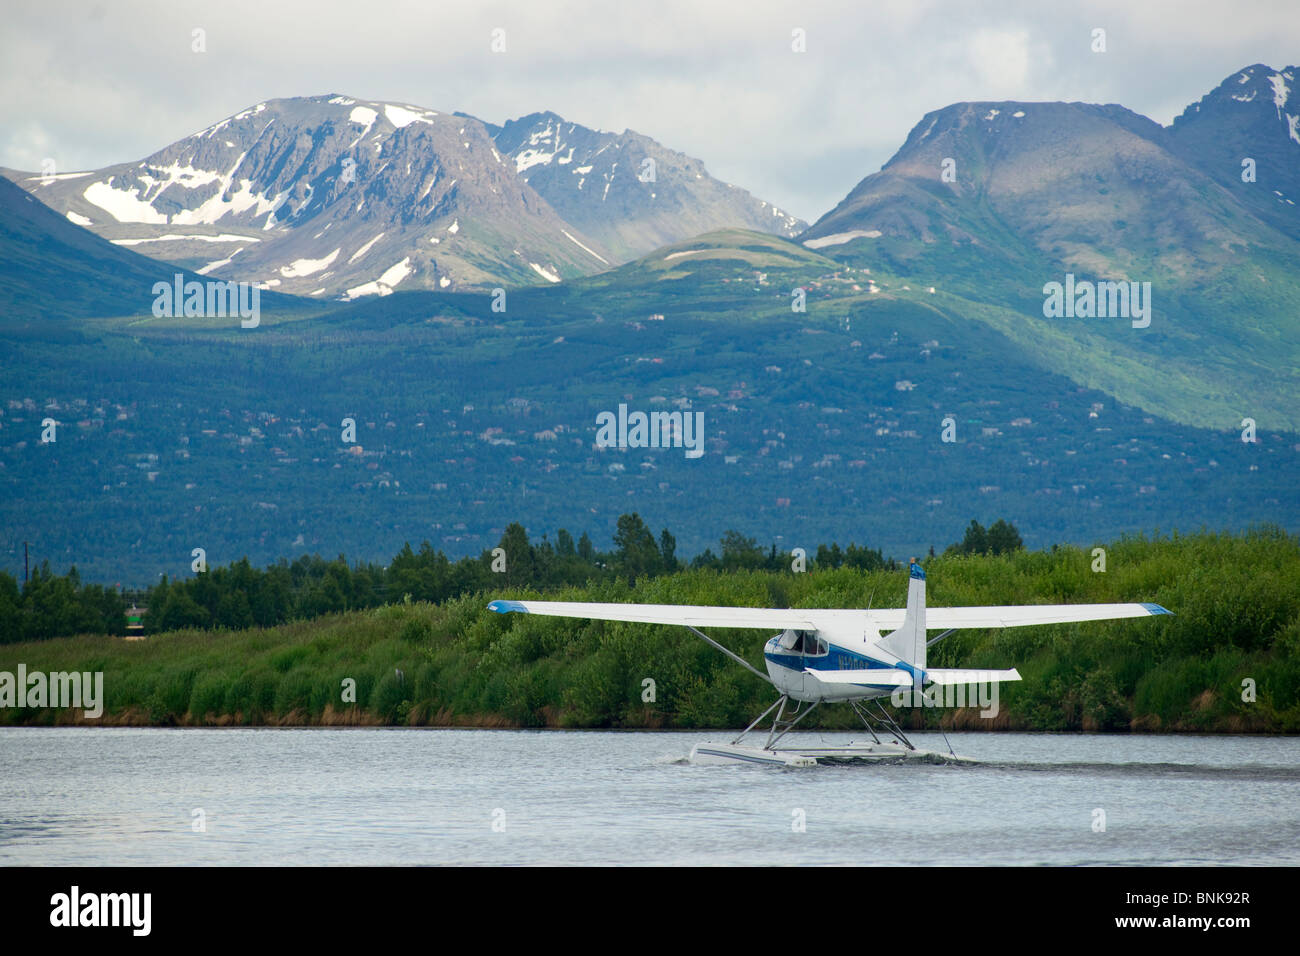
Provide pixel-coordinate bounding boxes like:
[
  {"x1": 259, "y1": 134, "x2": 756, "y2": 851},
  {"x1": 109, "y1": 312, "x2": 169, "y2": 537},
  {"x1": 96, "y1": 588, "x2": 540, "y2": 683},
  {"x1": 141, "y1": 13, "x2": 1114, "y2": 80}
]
[{"x1": 3, "y1": 0, "x2": 1296, "y2": 222}]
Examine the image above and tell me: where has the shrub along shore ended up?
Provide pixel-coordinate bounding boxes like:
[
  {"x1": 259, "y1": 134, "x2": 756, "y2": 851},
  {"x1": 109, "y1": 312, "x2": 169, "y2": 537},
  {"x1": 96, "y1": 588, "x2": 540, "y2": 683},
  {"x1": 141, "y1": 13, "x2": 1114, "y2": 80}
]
[{"x1": 1, "y1": 530, "x2": 1296, "y2": 733}]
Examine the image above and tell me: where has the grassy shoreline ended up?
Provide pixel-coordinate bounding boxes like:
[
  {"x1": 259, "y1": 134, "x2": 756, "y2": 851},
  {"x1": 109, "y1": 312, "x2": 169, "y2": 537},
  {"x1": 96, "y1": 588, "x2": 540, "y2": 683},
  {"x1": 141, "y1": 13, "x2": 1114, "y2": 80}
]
[{"x1": 2, "y1": 531, "x2": 1297, "y2": 733}]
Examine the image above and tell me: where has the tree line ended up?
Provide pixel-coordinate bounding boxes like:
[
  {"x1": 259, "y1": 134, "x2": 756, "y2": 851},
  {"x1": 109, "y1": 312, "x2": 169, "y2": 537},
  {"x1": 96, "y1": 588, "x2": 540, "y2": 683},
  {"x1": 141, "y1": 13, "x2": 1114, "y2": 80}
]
[{"x1": 0, "y1": 514, "x2": 1023, "y2": 642}]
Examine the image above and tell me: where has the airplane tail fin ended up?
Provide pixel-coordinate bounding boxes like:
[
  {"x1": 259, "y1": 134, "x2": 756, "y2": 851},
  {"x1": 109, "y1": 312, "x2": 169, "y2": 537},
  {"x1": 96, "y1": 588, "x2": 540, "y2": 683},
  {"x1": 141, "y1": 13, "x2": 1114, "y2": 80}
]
[{"x1": 878, "y1": 559, "x2": 926, "y2": 680}]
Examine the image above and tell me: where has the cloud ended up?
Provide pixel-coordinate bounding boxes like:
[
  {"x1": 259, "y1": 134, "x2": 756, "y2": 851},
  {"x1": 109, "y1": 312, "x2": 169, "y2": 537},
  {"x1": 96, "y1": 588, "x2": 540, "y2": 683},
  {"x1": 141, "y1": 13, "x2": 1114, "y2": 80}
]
[
  {"x1": 2, "y1": 0, "x2": 1297, "y2": 223},
  {"x1": 967, "y1": 29, "x2": 1035, "y2": 93}
]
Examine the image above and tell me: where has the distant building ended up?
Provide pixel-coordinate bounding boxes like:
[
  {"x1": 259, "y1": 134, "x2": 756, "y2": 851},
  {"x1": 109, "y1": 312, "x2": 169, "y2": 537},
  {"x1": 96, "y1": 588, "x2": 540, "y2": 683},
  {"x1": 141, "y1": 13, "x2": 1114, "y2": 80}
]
[{"x1": 125, "y1": 606, "x2": 146, "y2": 639}]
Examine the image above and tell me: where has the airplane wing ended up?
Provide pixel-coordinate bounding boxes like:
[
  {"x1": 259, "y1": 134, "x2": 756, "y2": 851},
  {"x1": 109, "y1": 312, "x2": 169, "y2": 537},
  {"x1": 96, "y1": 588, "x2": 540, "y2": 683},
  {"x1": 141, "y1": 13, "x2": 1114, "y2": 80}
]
[
  {"x1": 865, "y1": 602, "x2": 1172, "y2": 630},
  {"x1": 487, "y1": 599, "x2": 822, "y2": 630},
  {"x1": 489, "y1": 599, "x2": 1172, "y2": 631},
  {"x1": 490, "y1": 599, "x2": 1172, "y2": 632}
]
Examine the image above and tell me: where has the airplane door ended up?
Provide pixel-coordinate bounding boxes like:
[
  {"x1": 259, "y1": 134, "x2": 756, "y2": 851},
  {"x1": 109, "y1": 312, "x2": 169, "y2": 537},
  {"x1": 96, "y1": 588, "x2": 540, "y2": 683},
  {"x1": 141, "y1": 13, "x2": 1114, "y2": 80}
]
[{"x1": 796, "y1": 630, "x2": 814, "y2": 700}]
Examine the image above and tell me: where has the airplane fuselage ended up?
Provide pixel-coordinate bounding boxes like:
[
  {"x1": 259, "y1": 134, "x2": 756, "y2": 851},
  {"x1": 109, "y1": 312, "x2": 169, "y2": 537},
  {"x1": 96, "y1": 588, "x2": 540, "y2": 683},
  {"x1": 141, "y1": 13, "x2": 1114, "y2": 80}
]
[{"x1": 762, "y1": 627, "x2": 919, "y2": 702}]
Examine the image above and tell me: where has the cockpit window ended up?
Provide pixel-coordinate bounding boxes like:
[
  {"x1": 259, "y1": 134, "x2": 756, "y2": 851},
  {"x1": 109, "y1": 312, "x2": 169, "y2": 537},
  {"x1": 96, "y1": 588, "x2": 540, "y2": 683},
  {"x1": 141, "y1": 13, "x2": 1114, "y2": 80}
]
[{"x1": 779, "y1": 630, "x2": 827, "y2": 656}]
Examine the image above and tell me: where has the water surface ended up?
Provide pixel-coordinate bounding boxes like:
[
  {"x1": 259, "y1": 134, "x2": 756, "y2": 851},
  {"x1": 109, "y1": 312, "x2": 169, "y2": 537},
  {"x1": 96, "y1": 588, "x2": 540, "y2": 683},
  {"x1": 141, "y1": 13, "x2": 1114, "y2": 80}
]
[{"x1": 1, "y1": 728, "x2": 1295, "y2": 865}]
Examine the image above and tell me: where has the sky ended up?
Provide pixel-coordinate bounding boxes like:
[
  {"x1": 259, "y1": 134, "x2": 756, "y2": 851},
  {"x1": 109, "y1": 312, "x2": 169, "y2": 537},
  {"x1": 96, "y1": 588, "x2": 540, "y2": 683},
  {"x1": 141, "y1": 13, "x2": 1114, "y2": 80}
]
[{"x1": 3, "y1": 0, "x2": 1297, "y2": 223}]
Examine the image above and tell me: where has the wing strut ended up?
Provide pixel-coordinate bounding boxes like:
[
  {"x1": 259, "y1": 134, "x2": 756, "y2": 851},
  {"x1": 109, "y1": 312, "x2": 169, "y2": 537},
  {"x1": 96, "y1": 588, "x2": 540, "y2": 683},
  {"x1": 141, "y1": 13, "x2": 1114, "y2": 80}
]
[
  {"x1": 926, "y1": 628, "x2": 957, "y2": 648},
  {"x1": 685, "y1": 626, "x2": 773, "y2": 685}
]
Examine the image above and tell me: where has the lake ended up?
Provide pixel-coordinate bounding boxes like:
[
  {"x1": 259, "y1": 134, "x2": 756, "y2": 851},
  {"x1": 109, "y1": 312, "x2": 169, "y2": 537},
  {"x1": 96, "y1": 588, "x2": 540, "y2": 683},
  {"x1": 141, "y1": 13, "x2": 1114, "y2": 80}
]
[{"x1": 1, "y1": 728, "x2": 1296, "y2": 865}]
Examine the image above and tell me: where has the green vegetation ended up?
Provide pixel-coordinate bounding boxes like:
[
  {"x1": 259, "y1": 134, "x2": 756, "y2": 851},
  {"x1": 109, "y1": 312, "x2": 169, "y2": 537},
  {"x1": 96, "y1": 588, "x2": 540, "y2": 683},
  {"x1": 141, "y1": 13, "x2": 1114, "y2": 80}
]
[
  {"x1": 0, "y1": 513, "x2": 896, "y2": 643},
  {"x1": 5, "y1": 259, "x2": 1292, "y2": 585},
  {"x1": 2, "y1": 529, "x2": 1296, "y2": 733},
  {"x1": 5, "y1": 227, "x2": 1296, "y2": 587},
  {"x1": 0, "y1": 563, "x2": 128, "y2": 643},
  {"x1": 948, "y1": 518, "x2": 1024, "y2": 557}
]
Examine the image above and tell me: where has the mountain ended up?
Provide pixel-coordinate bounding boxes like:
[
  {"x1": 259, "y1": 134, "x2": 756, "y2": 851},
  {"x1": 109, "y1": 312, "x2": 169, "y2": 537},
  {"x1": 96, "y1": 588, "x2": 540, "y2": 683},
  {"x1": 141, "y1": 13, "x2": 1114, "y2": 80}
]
[
  {"x1": 3, "y1": 227, "x2": 1292, "y2": 583},
  {"x1": 797, "y1": 69, "x2": 1300, "y2": 432},
  {"x1": 799, "y1": 98, "x2": 1291, "y2": 279},
  {"x1": 1166, "y1": 63, "x2": 1300, "y2": 241},
  {"x1": 0, "y1": 172, "x2": 164, "y2": 321},
  {"x1": 6, "y1": 96, "x2": 805, "y2": 298},
  {"x1": 3, "y1": 96, "x2": 613, "y2": 298},
  {"x1": 0, "y1": 172, "x2": 300, "y2": 324},
  {"x1": 1, "y1": 66, "x2": 1296, "y2": 582},
  {"x1": 485, "y1": 111, "x2": 804, "y2": 261}
]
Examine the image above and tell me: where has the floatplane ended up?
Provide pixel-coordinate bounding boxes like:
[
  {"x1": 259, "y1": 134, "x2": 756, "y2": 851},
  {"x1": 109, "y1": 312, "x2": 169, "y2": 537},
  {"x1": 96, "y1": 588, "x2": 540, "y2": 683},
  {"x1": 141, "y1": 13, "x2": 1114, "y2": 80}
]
[{"x1": 489, "y1": 561, "x2": 1171, "y2": 766}]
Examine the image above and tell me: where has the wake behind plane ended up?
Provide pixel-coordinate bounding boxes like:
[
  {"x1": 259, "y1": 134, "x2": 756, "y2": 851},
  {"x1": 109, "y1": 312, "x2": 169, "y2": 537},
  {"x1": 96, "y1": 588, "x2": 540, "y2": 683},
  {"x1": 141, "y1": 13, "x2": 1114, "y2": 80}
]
[{"x1": 489, "y1": 561, "x2": 1172, "y2": 766}]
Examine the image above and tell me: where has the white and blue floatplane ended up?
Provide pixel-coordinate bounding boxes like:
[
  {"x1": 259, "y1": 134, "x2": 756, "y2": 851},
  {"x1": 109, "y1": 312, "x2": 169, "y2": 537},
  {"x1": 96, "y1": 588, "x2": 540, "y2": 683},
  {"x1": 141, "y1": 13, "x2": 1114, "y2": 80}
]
[{"x1": 489, "y1": 561, "x2": 1171, "y2": 766}]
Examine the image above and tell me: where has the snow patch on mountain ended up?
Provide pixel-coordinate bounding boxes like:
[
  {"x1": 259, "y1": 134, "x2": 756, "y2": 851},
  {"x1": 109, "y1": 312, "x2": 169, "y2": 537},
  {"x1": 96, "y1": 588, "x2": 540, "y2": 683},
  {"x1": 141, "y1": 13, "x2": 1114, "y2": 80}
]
[
  {"x1": 138, "y1": 162, "x2": 222, "y2": 193},
  {"x1": 1270, "y1": 73, "x2": 1291, "y2": 117},
  {"x1": 280, "y1": 248, "x2": 340, "y2": 277},
  {"x1": 197, "y1": 247, "x2": 246, "y2": 275},
  {"x1": 174, "y1": 175, "x2": 282, "y2": 226},
  {"x1": 349, "y1": 106, "x2": 378, "y2": 147},
  {"x1": 562, "y1": 229, "x2": 608, "y2": 264},
  {"x1": 516, "y1": 148, "x2": 555, "y2": 173},
  {"x1": 376, "y1": 257, "x2": 412, "y2": 286},
  {"x1": 385, "y1": 104, "x2": 436, "y2": 128},
  {"x1": 348, "y1": 232, "x2": 385, "y2": 264},
  {"x1": 515, "y1": 118, "x2": 563, "y2": 173},
  {"x1": 803, "y1": 229, "x2": 882, "y2": 249},
  {"x1": 83, "y1": 181, "x2": 168, "y2": 223},
  {"x1": 112, "y1": 233, "x2": 256, "y2": 245},
  {"x1": 343, "y1": 257, "x2": 413, "y2": 299},
  {"x1": 88, "y1": 135, "x2": 285, "y2": 229},
  {"x1": 27, "y1": 171, "x2": 92, "y2": 182}
]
